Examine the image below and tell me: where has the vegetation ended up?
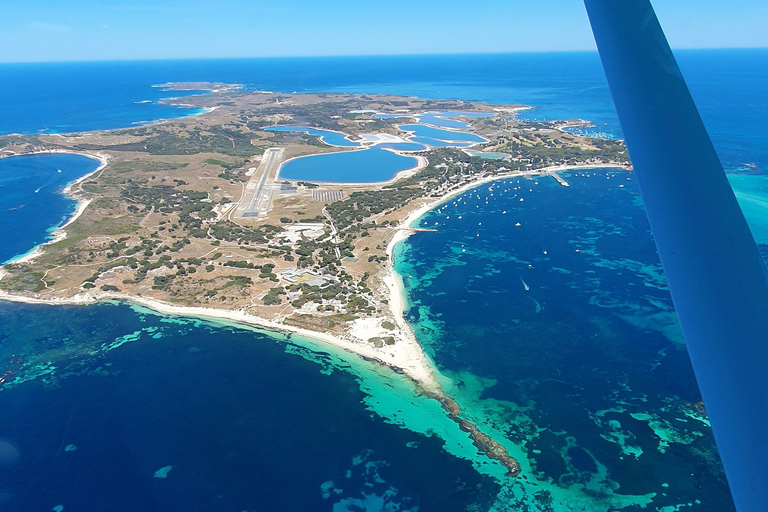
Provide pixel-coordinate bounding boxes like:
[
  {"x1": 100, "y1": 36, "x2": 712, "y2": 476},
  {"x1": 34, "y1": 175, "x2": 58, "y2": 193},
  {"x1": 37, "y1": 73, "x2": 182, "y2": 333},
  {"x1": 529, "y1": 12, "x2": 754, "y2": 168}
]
[
  {"x1": 0, "y1": 90, "x2": 630, "y2": 338},
  {"x1": 263, "y1": 286, "x2": 285, "y2": 305}
]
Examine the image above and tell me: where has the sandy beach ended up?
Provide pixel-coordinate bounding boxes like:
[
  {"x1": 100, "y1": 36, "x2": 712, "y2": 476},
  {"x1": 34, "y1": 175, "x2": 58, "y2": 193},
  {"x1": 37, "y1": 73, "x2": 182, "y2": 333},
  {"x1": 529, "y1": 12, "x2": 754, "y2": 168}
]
[
  {"x1": 0, "y1": 160, "x2": 628, "y2": 390},
  {"x1": 3, "y1": 151, "x2": 109, "y2": 265},
  {"x1": 0, "y1": 143, "x2": 436, "y2": 384},
  {"x1": 380, "y1": 163, "x2": 632, "y2": 367},
  {"x1": 0, "y1": 288, "x2": 440, "y2": 387},
  {"x1": 388, "y1": 162, "x2": 632, "y2": 241},
  {"x1": 0, "y1": 160, "x2": 629, "y2": 480}
]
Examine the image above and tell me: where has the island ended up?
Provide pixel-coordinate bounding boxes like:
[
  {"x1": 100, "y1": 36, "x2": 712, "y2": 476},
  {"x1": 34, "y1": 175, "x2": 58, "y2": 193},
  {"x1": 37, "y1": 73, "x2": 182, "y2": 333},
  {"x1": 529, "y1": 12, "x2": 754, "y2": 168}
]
[{"x1": 0, "y1": 84, "x2": 630, "y2": 477}]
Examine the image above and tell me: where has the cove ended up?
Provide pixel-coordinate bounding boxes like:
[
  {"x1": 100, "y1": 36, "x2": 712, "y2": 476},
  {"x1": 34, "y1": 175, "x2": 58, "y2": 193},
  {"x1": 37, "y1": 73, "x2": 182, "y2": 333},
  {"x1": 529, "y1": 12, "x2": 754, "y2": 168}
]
[{"x1": 0, "y1": 153, "x2": 102, "y2": 263}]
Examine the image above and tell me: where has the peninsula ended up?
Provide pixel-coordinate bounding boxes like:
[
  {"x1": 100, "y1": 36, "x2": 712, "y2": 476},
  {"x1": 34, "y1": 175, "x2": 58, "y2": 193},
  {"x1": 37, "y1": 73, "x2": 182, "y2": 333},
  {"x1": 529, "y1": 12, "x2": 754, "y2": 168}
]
[{"x1": 0, "y1": 85, "x2": 630, "y2": 477}]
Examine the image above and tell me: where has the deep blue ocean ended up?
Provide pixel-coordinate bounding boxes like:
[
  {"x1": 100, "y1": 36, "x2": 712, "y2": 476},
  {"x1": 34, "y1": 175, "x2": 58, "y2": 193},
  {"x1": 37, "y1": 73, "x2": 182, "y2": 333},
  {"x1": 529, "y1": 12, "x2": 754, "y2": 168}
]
[
  {"x1": 1, "y1": 51, "x2": 767, "y2": 510},
  {"x1": 0, "y1": 303, "x2": 498, "y2": 511},
  {"x1": 2, "y1": 51, "x2": 768, "y2": 172},
  {"x1": 396, "y1": 170, "x2": 741, "y2": 510},
  {"x1": 0, "y1": 154, "x2": 102, "y2": 263}
]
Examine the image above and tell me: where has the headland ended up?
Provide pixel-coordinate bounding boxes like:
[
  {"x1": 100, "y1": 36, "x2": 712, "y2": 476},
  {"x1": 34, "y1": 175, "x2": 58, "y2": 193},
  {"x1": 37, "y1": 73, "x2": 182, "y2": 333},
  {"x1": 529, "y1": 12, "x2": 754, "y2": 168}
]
[{"x1": 0, "y1": 86, "x2": 630, "y2": 477}]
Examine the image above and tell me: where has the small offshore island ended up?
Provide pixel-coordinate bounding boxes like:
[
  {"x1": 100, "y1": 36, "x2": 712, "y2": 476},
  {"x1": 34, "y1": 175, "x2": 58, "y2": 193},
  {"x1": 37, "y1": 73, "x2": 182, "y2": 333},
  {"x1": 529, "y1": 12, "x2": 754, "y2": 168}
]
[{"x1": 0, "y1": 84, "x2": 629, "y2": 478}]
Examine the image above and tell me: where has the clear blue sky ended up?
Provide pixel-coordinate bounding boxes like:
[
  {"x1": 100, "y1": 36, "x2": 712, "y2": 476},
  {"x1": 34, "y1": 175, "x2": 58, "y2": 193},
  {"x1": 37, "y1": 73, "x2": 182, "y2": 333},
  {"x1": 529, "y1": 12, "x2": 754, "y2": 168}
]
[{"x1": 2, "y1": 0, "x2": 767, "y2": 63}]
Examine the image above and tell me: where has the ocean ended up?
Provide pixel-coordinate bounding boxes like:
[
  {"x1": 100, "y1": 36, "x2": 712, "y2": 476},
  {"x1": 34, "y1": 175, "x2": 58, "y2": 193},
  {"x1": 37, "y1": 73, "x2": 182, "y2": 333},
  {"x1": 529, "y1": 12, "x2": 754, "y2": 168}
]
[
  {"x1": 2, "y1": 51, "x2": 768, "y2": 172},
  {"x1": 396, "y1": 170, "x2": 738, "y2": 510},
  {"x1": 0, "y1": 302, "x2": 499, "y2": 511},
  {"x1": 0, "y1": 154, "x2": 102, "y2": 264},
  {"x1": 2, "y1": 50, "x2": 766, "y2": 510}
]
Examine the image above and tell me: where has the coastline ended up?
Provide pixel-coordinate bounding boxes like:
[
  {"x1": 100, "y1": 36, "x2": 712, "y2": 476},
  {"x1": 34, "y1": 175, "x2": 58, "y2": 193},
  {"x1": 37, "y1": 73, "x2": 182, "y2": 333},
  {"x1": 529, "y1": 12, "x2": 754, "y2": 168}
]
[
  {"x1": 0, "y1": 99, "x2": 217, "y2": 140},
  {"x1": 127, "y1": 104, "x2": 214, "y2": 129},
  {"x1": 382, "y1": 162, "x2": 632, "y2": 347},
  {"x1": 2, "y1": 150, "x2": 109, "y2": 265},
  {"x1": 0, "y1": 142, "x2": 435, "y2": 386},
  {"x1": 390, "y1": 162, "x2": 631, "y2": 236},
  {"x1": 0, "y1": 68, "x2": 743, "y2": 508},
  {"x1": 0, "y1": 288, "x2": 440, "y2": 388},
  {"x1": 0, "y1": 161, "x2": 629, "y2": 383},
  {"x1": 556, "y1": 120, "x2": 622, "y2": 141},
  {"x1": 0, "y1": 159, "x2": 628, "y2": 479},
  {"x1": 1, "y1": 160, "x2": 628, "y2": 376}
]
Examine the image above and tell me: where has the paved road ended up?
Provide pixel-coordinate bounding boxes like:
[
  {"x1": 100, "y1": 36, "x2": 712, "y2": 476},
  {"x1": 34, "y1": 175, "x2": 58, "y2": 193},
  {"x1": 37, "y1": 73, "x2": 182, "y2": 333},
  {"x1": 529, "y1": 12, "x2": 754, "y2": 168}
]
[{"x1": 242, "y1": 148, "x2": 281, "y2": 218}]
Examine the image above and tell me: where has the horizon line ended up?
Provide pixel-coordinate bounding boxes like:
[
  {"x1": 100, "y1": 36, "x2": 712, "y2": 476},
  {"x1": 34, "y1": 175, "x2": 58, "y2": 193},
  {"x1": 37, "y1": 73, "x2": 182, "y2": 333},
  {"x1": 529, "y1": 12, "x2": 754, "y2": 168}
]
[{"x1": 2, "y1": 46, "x2": 767, "y2": 65}]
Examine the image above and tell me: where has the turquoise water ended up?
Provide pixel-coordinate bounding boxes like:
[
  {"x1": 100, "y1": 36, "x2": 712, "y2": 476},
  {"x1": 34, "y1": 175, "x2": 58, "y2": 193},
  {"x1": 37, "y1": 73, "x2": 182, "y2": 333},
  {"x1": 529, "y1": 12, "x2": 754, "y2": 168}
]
[
  {"x1": 728, "y1": 174, "x2": 768, "y2": 245},
  {"x1": 265, "y1": 125, "x2": 359, "y2": 147},
  {"x1": 0, "y1": 153, "x2": 102, "y2": 263},
  {"x1": 395, "y1": 170, "x2": 742, "y2": 510},
  {"x1": 279, "y1": 147, "x2": 418, "y2": 183},
  {"x1": 0, "y1": 301, "x2": 500, "y2": 510},
  {"x1": 2, "y1": 53, "x2": 768, "y2": 509}
]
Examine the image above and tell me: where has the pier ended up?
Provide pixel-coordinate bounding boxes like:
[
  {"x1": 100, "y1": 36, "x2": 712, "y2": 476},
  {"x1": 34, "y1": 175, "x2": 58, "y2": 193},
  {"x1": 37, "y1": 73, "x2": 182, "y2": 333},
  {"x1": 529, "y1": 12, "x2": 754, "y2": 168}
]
[{"x1": 548, "y1": 172, "x2": 570, "y2": 187}]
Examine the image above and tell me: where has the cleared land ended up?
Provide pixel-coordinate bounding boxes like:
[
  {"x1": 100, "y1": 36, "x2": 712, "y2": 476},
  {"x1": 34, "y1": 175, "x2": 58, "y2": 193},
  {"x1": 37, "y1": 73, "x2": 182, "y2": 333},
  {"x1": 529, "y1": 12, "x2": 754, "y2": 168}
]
[{"x1": 0, "y1": 88, "x2": 630, "y2": 477}]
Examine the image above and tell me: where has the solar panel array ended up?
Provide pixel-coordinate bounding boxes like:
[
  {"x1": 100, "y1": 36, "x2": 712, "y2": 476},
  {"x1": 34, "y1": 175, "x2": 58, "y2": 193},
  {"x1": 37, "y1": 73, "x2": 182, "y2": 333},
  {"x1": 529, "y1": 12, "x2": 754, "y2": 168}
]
[{"x1": 312, "y1": 190, "x2": 345, "y2": 202}]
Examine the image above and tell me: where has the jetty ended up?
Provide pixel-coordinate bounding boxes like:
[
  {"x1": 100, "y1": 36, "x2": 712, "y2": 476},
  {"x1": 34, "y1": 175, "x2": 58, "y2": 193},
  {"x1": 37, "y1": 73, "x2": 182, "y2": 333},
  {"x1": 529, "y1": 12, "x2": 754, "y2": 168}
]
[{"x1": 548, "y1": 172, "x2": 570, "y2": 187}]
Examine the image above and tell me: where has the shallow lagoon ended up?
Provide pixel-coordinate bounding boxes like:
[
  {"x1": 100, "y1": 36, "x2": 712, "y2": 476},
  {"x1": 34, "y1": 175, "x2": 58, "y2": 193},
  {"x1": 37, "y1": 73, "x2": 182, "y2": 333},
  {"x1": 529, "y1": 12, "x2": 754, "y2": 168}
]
[
  {"x1": 416, "y1": 111, "x2": 495, "y2": 129},
  {"x1": 279, "y1": 147, "x2": 418, "y2": 183},
  {"x1": 409, "y1": 137, "x2": 472, "y2": 148},
  {"x1": 375, "y1": 111, "x2": 495, "y2": 130},
  {"x1": 272, "y1": 123, "x2": 485, "y2": 182},
  {"x1": 265, "y1": 125, "x2": 359, "y2": 147},
  {"x1": 399, "y1": 124, "x2": 487, "y2": 143},
  {"x1": 728, "y1": 174, "x2": 768, "y2": 244},
  {"x1": 377, "y1": 142, "x2": 428, "y2": 152}
]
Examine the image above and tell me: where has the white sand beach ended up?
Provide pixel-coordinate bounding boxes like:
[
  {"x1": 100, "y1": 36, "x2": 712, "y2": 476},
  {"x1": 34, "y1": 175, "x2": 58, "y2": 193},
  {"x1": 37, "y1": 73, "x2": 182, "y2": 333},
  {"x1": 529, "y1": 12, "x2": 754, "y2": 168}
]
[
  {"x1": 0, "y1": 160, "x2": 628, "y2": 390},
  {"x1": 0, "y1": 288, "x2": 440, "y2": 387},
  {"x1": 4, "y1": 151, "x2": 109, "y2": 265}
]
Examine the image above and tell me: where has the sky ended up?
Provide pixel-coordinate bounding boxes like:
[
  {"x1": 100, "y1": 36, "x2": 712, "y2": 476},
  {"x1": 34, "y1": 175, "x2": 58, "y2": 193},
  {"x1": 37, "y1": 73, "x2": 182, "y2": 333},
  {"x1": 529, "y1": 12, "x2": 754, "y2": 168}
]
[{"x1": 1, "y1": 0, "x2": 767, "y2": 63}]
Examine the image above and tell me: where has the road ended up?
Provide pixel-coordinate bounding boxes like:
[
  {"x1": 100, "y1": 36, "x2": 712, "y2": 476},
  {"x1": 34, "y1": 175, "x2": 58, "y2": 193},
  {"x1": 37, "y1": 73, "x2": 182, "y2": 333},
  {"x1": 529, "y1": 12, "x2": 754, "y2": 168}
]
[
  {"x1": 322, "y1": 207, "x2": 342, "y2": 260},
  {"x1": 240, "y1": 148, "x2": 281, "y2": 218}
]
